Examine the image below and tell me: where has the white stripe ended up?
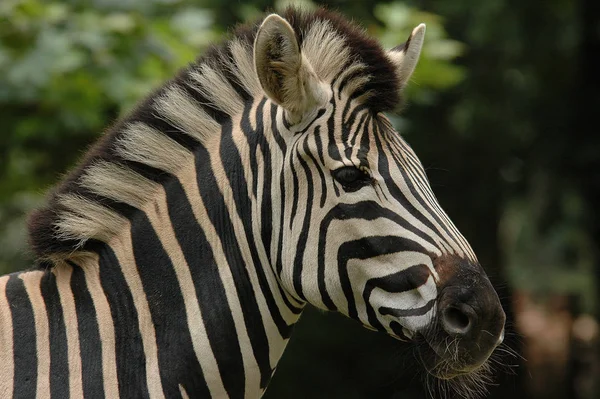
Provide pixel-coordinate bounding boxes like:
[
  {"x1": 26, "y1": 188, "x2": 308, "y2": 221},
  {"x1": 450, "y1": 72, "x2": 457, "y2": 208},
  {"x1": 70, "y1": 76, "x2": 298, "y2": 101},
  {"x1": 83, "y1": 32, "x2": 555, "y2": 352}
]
[
  {"x1": 84, "y1": 255, "x2": 120, "y2": 398},
  {"x1": 0, "y1": 276, "x2": 14, "y2": 397},
  {"x1": 53, "y1": 265, "x2": 84, "y2": 398},
  {"x1": 179, "y1": 384, "x2": 190, "y2": 399},
  {"x1": 19, "y1": 271, "x2": 50, "y2": 399}
]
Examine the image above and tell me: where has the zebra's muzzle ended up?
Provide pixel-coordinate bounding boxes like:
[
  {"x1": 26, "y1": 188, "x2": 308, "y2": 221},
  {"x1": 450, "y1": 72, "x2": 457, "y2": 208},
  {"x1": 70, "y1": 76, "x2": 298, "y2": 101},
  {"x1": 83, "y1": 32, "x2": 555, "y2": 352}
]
[{"x1": 416, "y1": 255, "x2": 506, "y2": 377}]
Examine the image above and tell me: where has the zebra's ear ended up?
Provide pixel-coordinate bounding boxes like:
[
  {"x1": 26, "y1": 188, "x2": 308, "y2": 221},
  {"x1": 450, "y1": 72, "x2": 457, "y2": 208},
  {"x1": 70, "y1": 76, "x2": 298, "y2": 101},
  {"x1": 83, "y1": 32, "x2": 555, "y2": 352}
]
[
  {"x1": 387, "y1": 24, "x2": 426, "y2": 89},
  {"x1": 254, "y1": 14, "x2": 325, "y2": 123}
]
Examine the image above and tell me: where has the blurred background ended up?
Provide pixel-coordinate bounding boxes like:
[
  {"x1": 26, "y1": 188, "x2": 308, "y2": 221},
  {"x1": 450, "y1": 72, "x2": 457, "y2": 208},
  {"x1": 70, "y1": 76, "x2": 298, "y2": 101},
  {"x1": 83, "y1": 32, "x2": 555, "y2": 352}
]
[{"x1": 1, "y1": 0, "x2": 598, "y2": 397}]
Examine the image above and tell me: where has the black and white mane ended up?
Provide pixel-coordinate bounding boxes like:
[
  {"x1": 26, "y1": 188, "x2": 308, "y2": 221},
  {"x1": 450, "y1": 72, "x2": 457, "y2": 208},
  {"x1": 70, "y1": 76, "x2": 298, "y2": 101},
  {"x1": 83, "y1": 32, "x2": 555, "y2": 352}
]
[{"x1": 28, "y1": 8, "x2": 402, "y2": 265}]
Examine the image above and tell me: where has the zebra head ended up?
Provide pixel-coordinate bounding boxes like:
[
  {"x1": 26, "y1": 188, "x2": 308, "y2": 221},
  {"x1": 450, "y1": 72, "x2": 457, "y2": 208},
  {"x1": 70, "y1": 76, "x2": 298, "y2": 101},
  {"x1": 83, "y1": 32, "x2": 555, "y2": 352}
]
[{"x1": 254, "y1": 12, "x2": 505, "y2": 382}]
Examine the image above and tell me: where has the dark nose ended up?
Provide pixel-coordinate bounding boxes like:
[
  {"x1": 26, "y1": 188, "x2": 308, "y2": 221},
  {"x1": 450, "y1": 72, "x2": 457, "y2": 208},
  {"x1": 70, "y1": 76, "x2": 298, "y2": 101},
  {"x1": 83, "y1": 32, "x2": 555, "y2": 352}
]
[
  {"x1": 434, "y1": 257, "x2": 506, "y2": 368},
  {"x1": 437, "y1": 285, "x2": 505, "y2": 369}
]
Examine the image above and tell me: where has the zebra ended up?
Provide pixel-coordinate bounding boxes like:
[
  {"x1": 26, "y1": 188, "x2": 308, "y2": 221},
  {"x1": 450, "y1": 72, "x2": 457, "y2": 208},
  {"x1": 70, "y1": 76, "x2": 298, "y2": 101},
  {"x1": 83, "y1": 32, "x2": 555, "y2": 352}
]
[{"x1": 0, "y1": 7, "x2": 506, "y2": 399}]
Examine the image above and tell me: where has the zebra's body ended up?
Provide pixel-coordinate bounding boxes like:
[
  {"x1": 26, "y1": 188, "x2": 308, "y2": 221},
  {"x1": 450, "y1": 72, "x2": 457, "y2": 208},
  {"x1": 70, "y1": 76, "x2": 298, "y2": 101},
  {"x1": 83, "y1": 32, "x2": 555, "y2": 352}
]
[{"x1": 0, "y1": 8, "x2": 505, "y2": 398}]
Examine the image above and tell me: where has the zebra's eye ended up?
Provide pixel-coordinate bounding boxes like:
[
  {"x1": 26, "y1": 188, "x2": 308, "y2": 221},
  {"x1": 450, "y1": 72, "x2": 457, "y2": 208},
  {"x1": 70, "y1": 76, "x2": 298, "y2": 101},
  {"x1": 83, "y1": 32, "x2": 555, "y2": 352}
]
[{"x1": 332, "y1": 166, "x2": 371, "y2": 192}]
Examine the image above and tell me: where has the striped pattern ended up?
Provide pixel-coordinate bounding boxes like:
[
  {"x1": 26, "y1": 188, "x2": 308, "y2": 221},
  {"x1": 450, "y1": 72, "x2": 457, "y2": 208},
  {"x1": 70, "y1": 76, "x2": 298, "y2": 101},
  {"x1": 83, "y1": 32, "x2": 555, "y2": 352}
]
[{"x1": 1, "y1": 8, "x2": 485, "y2": 398}]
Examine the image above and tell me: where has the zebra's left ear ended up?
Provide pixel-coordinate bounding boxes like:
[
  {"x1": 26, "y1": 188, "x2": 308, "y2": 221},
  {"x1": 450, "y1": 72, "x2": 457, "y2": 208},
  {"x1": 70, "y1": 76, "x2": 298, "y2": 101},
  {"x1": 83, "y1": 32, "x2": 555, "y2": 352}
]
[
  {"x1": 254, "y1": 14, "x2": 326, "y2": 124},
  {"x1": 387, "y1": 24, "x2": 426, "y2": 89}
]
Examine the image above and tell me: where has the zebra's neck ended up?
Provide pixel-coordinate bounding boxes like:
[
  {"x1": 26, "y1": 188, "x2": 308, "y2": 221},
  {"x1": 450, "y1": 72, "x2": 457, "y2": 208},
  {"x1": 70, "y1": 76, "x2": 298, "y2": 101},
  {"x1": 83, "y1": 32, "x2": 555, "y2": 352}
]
[
  {"x1": 90, "y1": 101, "x2": 303, "y2": 396},
  {"x1": 19, "y1": 36, "x2": 308, "y2": 393},
  {"x1": 0, "y1": 101, "x2": 306, "y2": 398}
]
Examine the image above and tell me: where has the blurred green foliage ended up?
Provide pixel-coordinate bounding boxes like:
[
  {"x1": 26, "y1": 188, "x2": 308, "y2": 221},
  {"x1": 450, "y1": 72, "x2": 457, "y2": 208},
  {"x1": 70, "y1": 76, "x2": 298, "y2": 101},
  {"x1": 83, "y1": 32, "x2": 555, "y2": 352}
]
[
  {"x1": 374, "y1": 2, "x2": 466, "y2": 103},
  {"x1": 0, "y1": 0, "x2": 214, "y2": 192},
  {"x1": 0, "y1": 0, "x2": 217, "y2": 272},
  {"x1": 1, "y1": 0, "x2": 598, "y2": 397}
]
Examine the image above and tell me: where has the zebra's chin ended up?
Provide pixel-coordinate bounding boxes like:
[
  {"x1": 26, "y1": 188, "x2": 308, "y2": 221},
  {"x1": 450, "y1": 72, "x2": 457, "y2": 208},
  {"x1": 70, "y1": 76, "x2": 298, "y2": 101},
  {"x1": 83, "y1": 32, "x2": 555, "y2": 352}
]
[{"x1": 413, "y1": 333, "x2": 495, "y2": 399}]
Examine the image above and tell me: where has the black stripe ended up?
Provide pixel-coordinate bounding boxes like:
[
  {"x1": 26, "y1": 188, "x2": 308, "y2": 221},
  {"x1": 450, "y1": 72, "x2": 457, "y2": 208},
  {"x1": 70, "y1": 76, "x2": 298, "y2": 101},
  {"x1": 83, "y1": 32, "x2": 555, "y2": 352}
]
[
  {"x1": 6, "y1": 274, "x2": 37, "y2": 398},
  {"x1": 361, "y1": 117, "x2": 372, "y2": 151},
  {"x1": 240, "y1": 102, "x2": 260, "y2": 202},
  {"x1": 289, "y1": 142, "x2": 300, "y2": 228},
  {"x1": 130, "y1": 212, "x2": 207, "y2": 398},
  {"x1": 177, "y1": 72, "x2": 230, "y2": 123},
  {"x1": 303, "y1": 130, "x2": 328, "y2": 210},
  {"x1": 141, "y1": 111, "x2": 200, "y2": 153},
  {"x1": 120, "y1": 160, "x2": 171, "y2": 185},
  {"x1": 269, "y1": 103, "x2": 287, "y2": 152},
  {"x1": 390, "y1": 321, "x2": 410, "y2": 339},
  {"x1": 380, "y1": 299, "x2": 436, "y2": 317},
  {"x1": 40, "y1": 271, "x2": 69, "y2": 399},
  {"x1": 196, "y1": 141, "x2": 252, "y2": 397},
  {"x1": 363, "y1": 263, "x2": 432, "y2": 330},
  {"x1": 271, "y1": 103, "x2": 289, "y2": 278},
  {"x1": 291, "y1": 138, "x2": 315, "y2": 303},
  {"x1": 348, "y1": 112, "x2": 368, "y2": 148},
  {"x1": 338, "y1": 237, "x2": 429, "y2": 320},
  {"x1": 312, "y1": 127, "x2": 328, "y2": 207},
  {"x1": 366, "y1": 264, "x2": 431, "y2": 294},
  {"x1": 218, "y1": 122, "x2": 290, "y2": 372},
  {"x1": 275, "y1": 170, "x2": 287, "y2": 276},
  {"x1": 73, "y1": 188, "x2": 138, "y2": 221},
  {"x1": 209, "y1": 50, "x2": 253, "y2": 102},
  {"x1": 70, "y1": 265, "x2": 105, "y2": 398},
  {"x1": 164, "y1": 177, "x2": 234, "y2": 398},
  {"x1": 370, "y1": 122, "x2": 390, "y2": 203},
  {"x1": 297, "y1": 108, "x2": 326, "y2": 135},
  {"x1": 253, "y1": 100, "x2": 273, "y2": 254},
  {"x1": 327, "y1": 97, "x2": 342, "y2": 162},
  {"x1": 98, "y1": 246, "x2": 149, "y2": 398},
  {"x1": 326, "y1": 97, "x2": 342, "y2": 198}
]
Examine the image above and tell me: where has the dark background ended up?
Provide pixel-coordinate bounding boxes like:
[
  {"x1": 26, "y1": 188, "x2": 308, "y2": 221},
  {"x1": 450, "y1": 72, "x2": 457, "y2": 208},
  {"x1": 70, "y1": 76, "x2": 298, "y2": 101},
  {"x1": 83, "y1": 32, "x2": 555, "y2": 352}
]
[{"x1": 1, "y1": 0, "x2": 598, "y2": 397}]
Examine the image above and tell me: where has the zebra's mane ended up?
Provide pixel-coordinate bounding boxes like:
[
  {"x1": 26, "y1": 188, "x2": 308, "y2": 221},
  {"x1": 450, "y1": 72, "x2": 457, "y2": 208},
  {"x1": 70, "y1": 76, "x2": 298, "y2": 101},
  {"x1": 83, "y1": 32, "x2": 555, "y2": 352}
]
[{"x1": 27, "y1": 7, "x2": 401, "y2": 264}]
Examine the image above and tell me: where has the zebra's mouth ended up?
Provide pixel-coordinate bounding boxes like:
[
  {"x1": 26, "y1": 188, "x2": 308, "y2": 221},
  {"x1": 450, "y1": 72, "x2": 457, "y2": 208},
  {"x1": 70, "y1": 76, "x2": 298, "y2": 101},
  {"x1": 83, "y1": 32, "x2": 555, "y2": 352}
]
[
  {"x1": 412, "y1": 333, "x2": 496, "y2": 399},
  {"x1": 416, "y1": 344, "x2": 478, "y2": 379},
  {"x1": 411, "y1": 329, "x2": 495, "y2": 382}
]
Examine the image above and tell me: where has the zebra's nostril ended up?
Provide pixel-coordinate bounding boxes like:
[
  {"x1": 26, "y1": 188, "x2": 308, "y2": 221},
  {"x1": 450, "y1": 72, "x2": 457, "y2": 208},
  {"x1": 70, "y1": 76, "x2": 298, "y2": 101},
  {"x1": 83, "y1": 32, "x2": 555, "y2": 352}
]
[{"x1": 441, "y1": 305, "x2": 473, "y2": 335}]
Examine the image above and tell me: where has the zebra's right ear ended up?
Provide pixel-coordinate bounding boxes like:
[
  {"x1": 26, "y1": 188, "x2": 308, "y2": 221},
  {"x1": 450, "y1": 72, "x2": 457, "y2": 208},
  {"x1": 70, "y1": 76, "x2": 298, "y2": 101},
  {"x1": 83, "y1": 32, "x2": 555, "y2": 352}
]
[{"x1": 254, "y1": 14, "x2": 325, "y2": 124}]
